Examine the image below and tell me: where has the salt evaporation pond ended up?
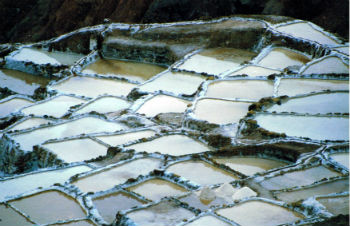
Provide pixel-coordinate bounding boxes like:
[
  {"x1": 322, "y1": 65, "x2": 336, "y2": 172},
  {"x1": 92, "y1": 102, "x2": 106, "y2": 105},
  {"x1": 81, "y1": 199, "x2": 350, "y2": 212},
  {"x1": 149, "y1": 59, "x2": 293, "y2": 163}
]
[
  {"x1": 275, "y1": 22, "x2": 340, "y2": 45},
  {"x1": 167, "y1": 160, "x2": 238, "y2": 185},
  {"x1": 50, "y1": 76, "x2": 136, "y2": 98},
  {"x1": 12, "y1": 117, "x2": 126, "y2": 151},
  {"x1": 177, "y1": 48, "x2": 256, "y2": 76},
  {"x1": 277, "y1": 78, "x2": 349, "y2": 97},
  {"x1": 82, "y1": 59, "x2": 166, "y2": 82},
  {"x1": 257, "y1": 47, "x2": 311, "y2": 70},
  {"x1": 0, "y1": 97, "x2": 33, "y2": 118},
  {"x1": 138, "y1": 71, "x2": 205, "y2": 96},
  {"x1": 194, "y1": 99, "x2": 251, "y2": 124},
  {"x1": 216, "y1": 200, "x2": 304, "y2": 226},
  {"x1": 127, "y1": 178, "x2": 188, "y2": 201},
  {"x1": 268, "y1": 92, "x2": 349, "y2": 114},
  {"x1": 0, "y1": 68, "x2": 50, "y2": 96},
  {"x1": 0, "y1": 16, "x2": 349, "y2": 226},
  {"x1": 205, "y1": 80, "x2": 274, "y2": 101},
  {"x1": 255, "y1": 114, "x2": 349, "y2": 140},
  {"x1": 72, "y1": 158, "x2": 161, "y2": 193}
]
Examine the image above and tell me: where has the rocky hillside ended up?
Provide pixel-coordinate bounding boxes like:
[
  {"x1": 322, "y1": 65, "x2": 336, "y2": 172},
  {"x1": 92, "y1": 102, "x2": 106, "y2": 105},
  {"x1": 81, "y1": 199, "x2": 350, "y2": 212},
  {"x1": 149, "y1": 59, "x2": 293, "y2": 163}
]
[{"x1": 0, "y1": 0, "x2": 348, "y2": 43}]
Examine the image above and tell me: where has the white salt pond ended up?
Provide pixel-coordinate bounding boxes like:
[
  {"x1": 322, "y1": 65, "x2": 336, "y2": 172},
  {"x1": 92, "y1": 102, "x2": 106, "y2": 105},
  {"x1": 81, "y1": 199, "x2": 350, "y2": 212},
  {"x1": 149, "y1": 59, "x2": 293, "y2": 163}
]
[
  {"x1": 268, "y1": 92, "x2": 349, "y2": 114},
  {"x1": 276, "y1": 178, "x2": 349, "y2": 203},
  {"x1": 50, "y1": 76, "x2": 136, "y2": 98},
  {"x1": 317, "y1": 196, "x2": 349, "y2": 215},
  {"x1": 257, "y1": 47, "x2": 311, "y2": 70},
  {"x1": 7, "y1": 118, "x2": 51, "y2": 131},
  {"x1": 0, "y1": 165, "x2": 91, "y2": 201},
  {"x1": 136, "y1": 95, "x2": 189, "y2": 117},
  {"x1": 72, "y1": 158, "x2": 161, "y2": 193},
  {"x1": 301, "y1": 56, "x2": 349, "y2": 74},
  {"x1": 127, "y1": 178, "x2": 188, "y2": 201},
  {"x1": 21, "y1": 95, "x2": 86, "y2": 118},
  {"x1": 73, "y1": 96, "x2": 130, "y2": 115},
  {"x1": 127, "y1": 134, "x2": 210, "y2": 156},
  {"x1": 275, "y1": 22, "x2": 340, "y2": 45},
  {"x1": 329, "y1": 152, "x2": 349, "y2": 169},
  {"x1": 260, "y1": 166, "x2": 341, "y2": 190},
  {"x1": 185, "y1": 216, "x2": 231, "y2": 226},
  {"x1": 194, "y1": 99, "x2": 251, "y2": 124},
  {"x1": 138, "y1": 71, "x2": 205, "y2": 96},
  {"x1": 214, "y1": 157, "x2": 288, "y2": 176},
  {"x1": 0, "y1": 97, "x2": 33, "y2": 118},
  {"x1": 205, "y1": 80, "x2": 274, "y2": 101},
  {"x1": 255, "y1": 114, "x2": 349, "y2": 141},
  {"x1": 277, "y1": 79, "x2": 349, "y2": 97},
  {"x1": 216, "y1": 200, "x2": 304, "y2": 226},
  {"x1": 126, "y1": 200, "x2": 195, "y2": 226},
  {"x1": 177, "y1": 48, "x2": 256, "y2": 76},
  {"x1": 82, "y1": 59, "x2": 165, "y2": 82},
  {"x1": 10, "y1": 190, "x2": 86, "y2": 224},
  {"x1": 12, "y1": 117, "x2": 126, "y2": 151},
  {"x1": 167, "y1": 161, "x2": 237, "y2": 185},
  {"x1": 43, "y1": 138, "x2": 107, "y2": 163},
  {"x1": 0, "y1": 68, "x2": 50, "y2": 96}
]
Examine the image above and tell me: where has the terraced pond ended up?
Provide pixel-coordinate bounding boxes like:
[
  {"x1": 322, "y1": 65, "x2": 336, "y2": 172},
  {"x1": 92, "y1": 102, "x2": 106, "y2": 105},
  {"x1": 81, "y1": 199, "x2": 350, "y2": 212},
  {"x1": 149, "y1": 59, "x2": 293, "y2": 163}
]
[{"x1": 0, "y1": 16, "x2": 348, "y2": 226}]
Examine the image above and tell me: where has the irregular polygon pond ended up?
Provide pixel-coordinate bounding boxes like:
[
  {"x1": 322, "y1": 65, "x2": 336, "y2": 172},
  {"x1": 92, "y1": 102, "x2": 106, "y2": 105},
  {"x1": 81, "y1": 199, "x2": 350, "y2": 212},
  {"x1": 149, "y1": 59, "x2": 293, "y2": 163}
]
[
  {"x1": 0, "y1": 165, "x2": 91, "y2": 201},
  {"x1": 268, "y1": 92, "x2": 349, "y2": 114},
  {"x1": 216, "y1": 200, "x2": 303, "y2": 226},
  {"x1": 214, "y1": 157, "x2": 288, "y2": 176},
  {"x1": 7, "y1": 118, "x2": 51, "y2": 131},
  {"x1": 177, "y1": 48, "x2": 256, "y2": 76},
  {"x1": 317, "y1": 196, "x2": 349, "y2": 215},
  {"x1": 257, "y1": 47, "x2": 310, "y2": 70},
  {"x1": 167, "y1": 161, "x2": 237, "y2": 186},
  {"x1": 50, "y1": 76, "x2": 136, "y2": 98},
  {"x1": 72, "y1": 158, "x2": 161, "y2": 193},
  {"x1": 136, "y1": 95, "x2": 189, "y2": 117},
  {"x1": 95, "y1": 130, "x2": 156, "y2": 146},
  {"x1": 9, "y1": 191, "x2": 86, "y2": 224},
  {"x1": 138, "y1": 71, "x2": 205, "y2": 96},
  {"x1": 276, "y1": 178, "x2": 349, "y2": 203},
  {"x1": 74, "y1": 96, "x2": 130, "y2": 115},
  {"x1": 0, "y1": 68, "x2": 50, "y2": 96},
  {"x1": 194, "y1": 99, "x2": 251, "y2": 124},
  {"x1": 329, "y1": 152, "x2": 349, "y2": 169},
  {"x1": 42, "y1": 138, "x2": 107, "y2": 163},
  {"x1": 205, "y1": 80, "x2": 274, "y2": 101},
  {"x1": 229, "y1": 65, "x2": 281, "y2": 77},
  {"x1": 128, "y1": 179, "x2": 188, "y2": 201},
  {"x1": 8, "y1": 48, "x2": 61, "y2": 65},
  {"x1": 277, "y1": 79, "x2": 349, "y2": 97},
  {"x1": 180, "y1": 191, "x2": 228, "y2": 211},
  {"x1": 259, "y1": 166, "x2": 341, "y2": 190},
  {"x1": 127, "y1": 135, "x2": 211, "y2": 156},
  {"x1": 0, "y1": 97, "x2": 33, "y2": 118},
  {"x1": 82, "y1": 59, "x2": 166, "y2": 82},
  {"x1": 301, "y1": 56, "x2": 349, "y2": 74},
  {"x1": 185, "y1": 215, "x2": 231, "y2": 226},
  {"x1": 275, "y1": 22, "x2": 340, "y2": 45},
  {"x1": 12, "y1": 117, "x2": 126, "y2": 151},
  {"x1": 255, "y1": 114, "x2": 349, "y2": 141},
  {"x1": 93, "y1": 191, "x2": 147, "y2": 223},
  {"x1": 126, "y1": 200, "x2": 195, "y2": 226},
  {"x1": 0, "y1": 204, "x2": 33, "y2": 226},
  {"x1": 32, "y1": 49, "x2": 85, "y2": 66},
  {"x1": 21, "y1": 95, "x2": 86, "y2": 118}
]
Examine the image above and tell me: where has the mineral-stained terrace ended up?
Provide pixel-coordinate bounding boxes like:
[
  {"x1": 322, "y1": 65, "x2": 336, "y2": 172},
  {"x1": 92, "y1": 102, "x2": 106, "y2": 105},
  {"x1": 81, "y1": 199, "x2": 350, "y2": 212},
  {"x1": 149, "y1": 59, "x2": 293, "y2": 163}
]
[{"x1": 0, "y1": 16, "x2": 349, "y2": 226}]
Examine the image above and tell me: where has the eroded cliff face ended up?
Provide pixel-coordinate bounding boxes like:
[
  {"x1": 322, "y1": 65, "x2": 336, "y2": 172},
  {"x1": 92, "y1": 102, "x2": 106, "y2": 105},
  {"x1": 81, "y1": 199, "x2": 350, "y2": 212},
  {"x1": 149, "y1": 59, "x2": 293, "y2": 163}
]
[{"x1": 0, "y1": 0, "x2": 348, "y2": 44}]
